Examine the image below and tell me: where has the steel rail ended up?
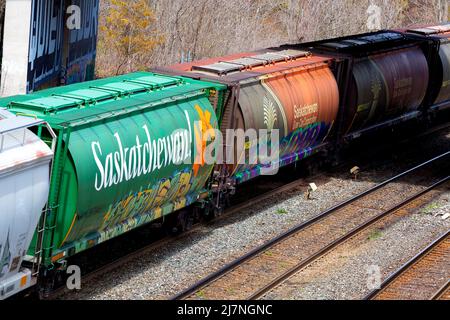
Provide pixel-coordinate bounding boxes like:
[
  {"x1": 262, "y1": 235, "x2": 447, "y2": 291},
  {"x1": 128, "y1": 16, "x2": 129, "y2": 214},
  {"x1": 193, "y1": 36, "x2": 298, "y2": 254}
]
[
  {"x1": 249, "y1": 177, "x2": 449, "y2": 299},
  {"x1": 432, "y1": 280, "x2": 450, "y2": 300},
  {"x1": 172, "y1": 151, "x2": 450, "y2": 300},
  {"x1": 44, "y1": 175, "x2": 309, "y2": 299},
  {"x1": 365, "y1": 230, "x2": 450, "y2": 300},
  {"x1": 45, "y1": 129, "x2": 450, "y2": 300}
]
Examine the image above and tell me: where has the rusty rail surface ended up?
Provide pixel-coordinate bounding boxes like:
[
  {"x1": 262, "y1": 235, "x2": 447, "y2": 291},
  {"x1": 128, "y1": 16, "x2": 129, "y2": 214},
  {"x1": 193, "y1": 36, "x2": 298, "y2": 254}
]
[
  {"x1": 366, "y1": 231, "x2": 450, "y2": 300},
  {"x1": 44, "y1": 175, "x2": 309, "y2": 300},
  {"x1": 43, "y1": 124, "x2": 450, "y2": 300},
  {"x1": 173, "y1": 152, "x2": 450, "y2": 300},
  {"x1": 432, "y1": 281, "x2": 450, "y2": 300}
]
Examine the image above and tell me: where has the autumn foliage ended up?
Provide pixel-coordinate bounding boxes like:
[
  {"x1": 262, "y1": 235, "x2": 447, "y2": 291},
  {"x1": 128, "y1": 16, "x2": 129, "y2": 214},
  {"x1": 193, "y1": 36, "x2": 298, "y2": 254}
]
[
  {"x1": 95, "y1": 0, "x2": 448, "y2": 78},
  {"x1": 97, "y1": 0, "x2": 163, "y2": 76}
]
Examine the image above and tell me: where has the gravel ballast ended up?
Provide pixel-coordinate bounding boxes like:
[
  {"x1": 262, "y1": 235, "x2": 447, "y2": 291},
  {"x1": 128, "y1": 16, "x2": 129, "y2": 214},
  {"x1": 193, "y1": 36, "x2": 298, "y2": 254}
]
[
  {"x1": 261, "y1": 191, "x2": 450, "y2": 300},
  {"x1": 60, "y1": 129, "x2": 450, "y2": 300},
  {"x1": 63, "y1": 175, "x2": 377, "y2": 300}
]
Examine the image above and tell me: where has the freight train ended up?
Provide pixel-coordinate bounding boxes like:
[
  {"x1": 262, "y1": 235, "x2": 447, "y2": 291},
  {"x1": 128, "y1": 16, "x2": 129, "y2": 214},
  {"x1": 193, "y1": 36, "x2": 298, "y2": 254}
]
[{"x1": 1, "y1": 23, "x2": 450, "y2": 299}]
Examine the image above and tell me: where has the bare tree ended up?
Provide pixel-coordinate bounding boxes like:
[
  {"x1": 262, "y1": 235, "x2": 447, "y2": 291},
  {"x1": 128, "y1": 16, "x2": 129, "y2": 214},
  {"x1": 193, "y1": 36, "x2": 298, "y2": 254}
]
[{"x1": 96, "y1": 0, "x2": 449, "y2": 76}]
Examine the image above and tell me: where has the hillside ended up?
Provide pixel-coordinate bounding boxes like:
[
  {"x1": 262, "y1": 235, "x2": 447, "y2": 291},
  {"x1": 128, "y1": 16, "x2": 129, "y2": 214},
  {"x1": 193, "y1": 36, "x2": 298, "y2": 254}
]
[{"x1": 96, "y1": 0, "x2": 449, "y2": 77}]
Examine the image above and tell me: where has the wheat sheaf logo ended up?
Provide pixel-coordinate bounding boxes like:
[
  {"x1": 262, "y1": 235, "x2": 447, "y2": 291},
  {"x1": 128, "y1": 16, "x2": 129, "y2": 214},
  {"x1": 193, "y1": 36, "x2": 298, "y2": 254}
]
[{"x1": 263, "y1": 96, "x2": 278, "y2": 131}]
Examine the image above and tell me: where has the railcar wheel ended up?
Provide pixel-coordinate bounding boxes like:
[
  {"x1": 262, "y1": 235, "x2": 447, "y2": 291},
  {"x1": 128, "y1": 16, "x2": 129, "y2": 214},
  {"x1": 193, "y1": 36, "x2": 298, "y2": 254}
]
[
  {"x1": 210, "y1": 192, "x2": 229, "y2": 220},
  {"x1": 164, "y1": 210, "x2": 194, "y2": 235}
]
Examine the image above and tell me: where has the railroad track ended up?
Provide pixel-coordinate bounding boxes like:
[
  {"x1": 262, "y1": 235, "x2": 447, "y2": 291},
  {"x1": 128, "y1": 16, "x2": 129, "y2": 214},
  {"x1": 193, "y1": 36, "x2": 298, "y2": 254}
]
[
  {"x1": 365, "y1": 231, "x2": 450, "y2": 300},
  {"x1": 432, "y1": 281, "x2": 450, "y2": 300},
  {"x1": 172, "y1": 152, "x2": 450, "y2": 300},
  {"x1": 45, "y1": 126, "x2": 450, "y2": 300},
  {"x1": 43, "y1": 174, "x2": 310, "y2": 299}
]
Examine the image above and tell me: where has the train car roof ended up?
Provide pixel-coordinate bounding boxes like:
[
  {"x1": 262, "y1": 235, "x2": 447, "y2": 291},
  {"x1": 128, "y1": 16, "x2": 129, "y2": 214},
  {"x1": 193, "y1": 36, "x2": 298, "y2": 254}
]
[
  {"x1": 277, "y1": 30, "x2": 428, "y2": 57},
  {"x1": 0, "y1": 108, "x2": 47, "y2": 135},
  {"x1": 0, "y1": 72, "x2": 225, "y2": 129},
  {"x1": 154, "y1": 49, "x2": 334, "y2": 84},
  {"x1": 396, "y1": 22, "x2": 450, "y2": 40}
]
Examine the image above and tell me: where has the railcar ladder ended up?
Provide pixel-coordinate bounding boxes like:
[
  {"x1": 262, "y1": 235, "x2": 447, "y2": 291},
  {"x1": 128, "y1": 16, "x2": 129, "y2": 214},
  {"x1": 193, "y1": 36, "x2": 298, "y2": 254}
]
[{"x1": 31, "y1": 206, "x2": 49, "y2": 278}]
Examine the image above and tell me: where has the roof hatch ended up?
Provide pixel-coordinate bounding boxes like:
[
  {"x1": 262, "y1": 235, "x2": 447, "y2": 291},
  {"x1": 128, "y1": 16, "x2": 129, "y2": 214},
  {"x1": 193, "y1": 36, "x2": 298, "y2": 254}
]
[
  {"x1": 407, "y1": 23, "x2": 450, "y2": 36},
  {"x1": 319, "y1": 32, "x2": 404, "y2": 50},
  {"x1": 191, "y1": 49, "x2": 311, "y2": 75},
  {"x1": 8, "y1": 74, "x2": 184, "y2": 114}
]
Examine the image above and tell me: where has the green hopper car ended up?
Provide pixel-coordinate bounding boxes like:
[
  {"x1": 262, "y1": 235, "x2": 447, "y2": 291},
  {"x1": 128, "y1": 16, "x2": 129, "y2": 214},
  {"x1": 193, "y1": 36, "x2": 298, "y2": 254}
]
[{"x1": 0, "y1": 72, "x2": 226, "y2": 271}]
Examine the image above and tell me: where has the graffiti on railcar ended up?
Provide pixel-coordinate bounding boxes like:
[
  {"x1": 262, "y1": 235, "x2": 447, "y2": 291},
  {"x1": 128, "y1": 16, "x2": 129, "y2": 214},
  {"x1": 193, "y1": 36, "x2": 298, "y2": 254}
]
[
  {"x1": 0, "y1": 233, "x2": 11, "y2": 279},
  {"x1": 62, "y1": 172, "x2": 196, "y2": 252},
  {"x1": 234, "y1": 122, "x2": 330, "y2": 183},
  {"x1": 280, "y1": 122, "x2": 329, "y2": 156},
  {"x1": 99, "y1": 170, "x2": 195, "y2": 233}
]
